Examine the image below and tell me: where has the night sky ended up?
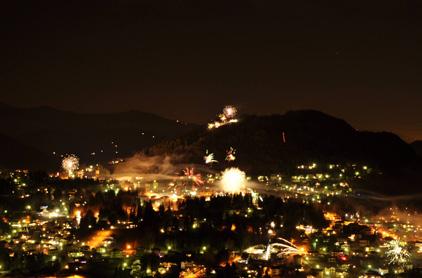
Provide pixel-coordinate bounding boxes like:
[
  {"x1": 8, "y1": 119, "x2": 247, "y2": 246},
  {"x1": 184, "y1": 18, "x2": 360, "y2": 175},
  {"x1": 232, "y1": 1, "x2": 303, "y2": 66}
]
[{"x1": 1, "y1": 0, "x2": 422, "y2": 141}]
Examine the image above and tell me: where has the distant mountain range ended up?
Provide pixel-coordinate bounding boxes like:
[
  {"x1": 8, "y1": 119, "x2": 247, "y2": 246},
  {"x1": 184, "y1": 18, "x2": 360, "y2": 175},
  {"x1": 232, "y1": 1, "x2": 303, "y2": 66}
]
[
  {"x1": 0, "y1": 103, "x2": 196, "y2": 170},
  {"x1": 1, "y1": 103, "x2": 421, "y2": 194},
  {"x1": 0, "y1": 133, "x2": 54, "y2": 170}
]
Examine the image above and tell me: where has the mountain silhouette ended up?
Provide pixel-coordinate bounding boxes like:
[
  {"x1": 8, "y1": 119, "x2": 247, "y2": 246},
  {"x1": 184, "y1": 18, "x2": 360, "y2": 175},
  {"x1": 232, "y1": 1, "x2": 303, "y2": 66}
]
[
  {"x1": 147, "y1": 110, "x2": 421, "y2": 194},
  {"x1": 149, "y1": 110, "x2": 418, "y2": 171},
  {"x1": 412, "y1": 141, "x2": 422, "y2": 157},
  {"x1": 0, "y1": 132, "x2": 55, "y2": 170},
  {"x1": 1, "y1": 104, "x2": 421, "y2": 194},
  {"x1": 0, "y1": 103, "x2": 195, "y2": 168}
]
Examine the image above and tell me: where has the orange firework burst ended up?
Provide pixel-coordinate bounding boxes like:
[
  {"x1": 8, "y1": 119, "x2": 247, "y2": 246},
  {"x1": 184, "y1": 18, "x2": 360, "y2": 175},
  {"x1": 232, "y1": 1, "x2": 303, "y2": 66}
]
[
  {"x1": 183, "y1": 168, "x2": 204, "y2": 186},
  {"x1": 225, "y1": 147, "x2": 236, "y2": 162}
]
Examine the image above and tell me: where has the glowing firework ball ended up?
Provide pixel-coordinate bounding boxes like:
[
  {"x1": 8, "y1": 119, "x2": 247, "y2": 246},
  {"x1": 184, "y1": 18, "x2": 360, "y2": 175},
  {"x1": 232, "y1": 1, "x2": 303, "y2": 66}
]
[
  {"x1": 386, "y1": 240, "x2": 410, "y2": 266},
  {"x1": 62, "y1": 155, "x2": 79, "y2": 177},
  {"x1": 223, "y1": 105, "x2": 237, "y2": 119},
  {"x1": 221, "y1": 168, "x2": 246, "y2": 193}
]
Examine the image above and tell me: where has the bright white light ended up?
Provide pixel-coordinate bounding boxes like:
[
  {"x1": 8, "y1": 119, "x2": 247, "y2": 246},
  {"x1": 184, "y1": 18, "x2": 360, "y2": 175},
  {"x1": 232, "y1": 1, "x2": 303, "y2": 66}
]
[
  {"x1": 221, "y1": 168, "x2": 246, "y2": 193},
  {"x1": 75, "y1": 210, "x2": 82, "y2": 226}
]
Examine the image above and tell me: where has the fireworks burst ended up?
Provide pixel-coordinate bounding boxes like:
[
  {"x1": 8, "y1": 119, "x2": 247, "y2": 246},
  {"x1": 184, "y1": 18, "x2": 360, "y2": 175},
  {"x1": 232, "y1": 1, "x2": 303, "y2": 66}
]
[
  {"x1": 204, "y1": 150, "x2": 218, "y2": 164},
  {"x1": 223, "y1": 105, "x2": 237, "y2": 119},
  {"x1": 62, "y1": 155, "x2": 79, "y2": 177},
  {"x1": 208, "y1": 105, "x2": 239, "y2": 129},
  {"x1": 183, "y1": 168, "x2": 204, "y2": 186},
  {"x1": 385, "y1": 239, "x2": 410, "y2": 266},
  {"x1": 221, "y1": 168, "x2": 246, "y2": 193},
  {"x1": 225, "y1": 147, "x2": 236, "y2": 162}
]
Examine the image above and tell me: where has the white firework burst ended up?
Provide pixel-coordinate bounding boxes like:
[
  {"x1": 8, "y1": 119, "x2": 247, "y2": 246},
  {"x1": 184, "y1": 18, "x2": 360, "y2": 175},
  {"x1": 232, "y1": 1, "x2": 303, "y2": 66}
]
[
  {"x1": 244, "y1": 237, "x2": 305, "y2": 261},
  {"x1": 385, "y1": 240, "x2": 410, "y2": 266},
  {"x1": 204, "y1": 150, "x2": 218, "y2": 164},
  {"x1": 221, "y1": 168, "x2": 246, "y2": 193},
  {"x1": 62, "y1": 155, "x2": 79, "y2": 177}
]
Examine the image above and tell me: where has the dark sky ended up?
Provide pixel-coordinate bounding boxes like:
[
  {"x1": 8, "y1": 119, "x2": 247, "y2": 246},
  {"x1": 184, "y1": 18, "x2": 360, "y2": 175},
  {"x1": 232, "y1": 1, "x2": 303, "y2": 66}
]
[{"x1": 1, "y1": 0, "x2": 422, "y2": 141}]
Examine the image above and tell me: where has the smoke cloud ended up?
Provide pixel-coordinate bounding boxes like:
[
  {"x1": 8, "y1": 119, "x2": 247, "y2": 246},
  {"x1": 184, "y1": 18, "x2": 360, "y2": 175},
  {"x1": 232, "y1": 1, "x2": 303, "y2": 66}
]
[{"x1": 112, "y1": 153, "x2": 215, "y2": 181}]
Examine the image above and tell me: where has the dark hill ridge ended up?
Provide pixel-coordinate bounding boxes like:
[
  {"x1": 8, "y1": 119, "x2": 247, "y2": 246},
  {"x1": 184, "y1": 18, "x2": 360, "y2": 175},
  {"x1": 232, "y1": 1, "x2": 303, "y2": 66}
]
[
  {"x1": 0, "y1": 103, "x2": 196, "y2": 167},
  {"x1": 147, "y1": 110, "x2": 422, "y2": 194},
  {"x1": 0, "y1": 133, "x2": 55, "y2": 170},
  {"x1": 0, "y1": 104, "x2": 420, "y2": 195},
  {"x1": 412, "y1": 141, "x2": 422, "y2": 157},
  {"x1": 148, "y1": 110, "x2": 419, "y2": 174}
]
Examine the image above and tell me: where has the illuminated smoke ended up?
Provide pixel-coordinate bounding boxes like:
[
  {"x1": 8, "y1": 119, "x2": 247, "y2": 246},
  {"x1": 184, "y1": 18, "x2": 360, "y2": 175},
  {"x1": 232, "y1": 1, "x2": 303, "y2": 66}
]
[
  {"x1": 112, "y1": 154, "x2": 180, "y2": 181},
  {"x1": 221, "y1": 168, "x2": 246, "y2": 193}
]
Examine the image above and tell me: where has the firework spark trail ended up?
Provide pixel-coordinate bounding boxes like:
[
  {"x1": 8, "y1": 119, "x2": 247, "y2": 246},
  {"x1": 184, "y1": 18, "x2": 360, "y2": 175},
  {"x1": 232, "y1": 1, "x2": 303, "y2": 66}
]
[{"x1": 244, "y1": 237, "x2": 303, "y2": 261}]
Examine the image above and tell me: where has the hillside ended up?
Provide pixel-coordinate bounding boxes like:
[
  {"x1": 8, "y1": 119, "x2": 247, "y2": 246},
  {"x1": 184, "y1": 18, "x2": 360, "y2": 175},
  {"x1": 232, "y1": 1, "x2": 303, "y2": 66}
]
[
  {"x1": 0, "y1": 103, "x2": 196, "y2": 167},
  {"x1": 0, "y1": 133, "x2": 55, "y2": 170},
  {"x1": 412, "y1": 141, "x2": 422, "y2": 157},
  {"x1": 147, "y1": 110, "x2": 422, "y2": 194},
  {"x1": 148, "y1": 110, "x2": 418, "y2": 172}
]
